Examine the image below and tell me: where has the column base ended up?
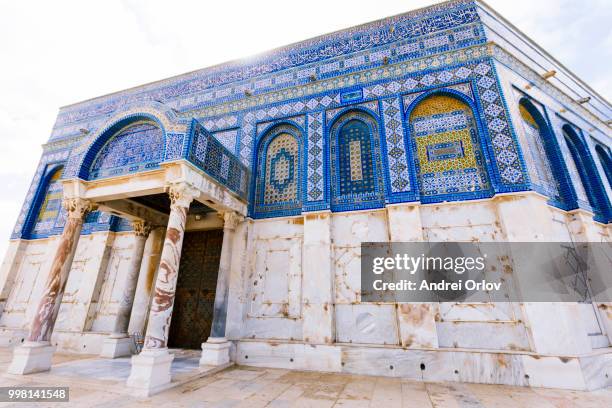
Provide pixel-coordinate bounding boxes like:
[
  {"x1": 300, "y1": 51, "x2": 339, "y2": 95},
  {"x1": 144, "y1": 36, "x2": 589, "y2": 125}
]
[
  {"x1": 100, "y1": 336, "x2": 133, "y2": 358},
  {"x1": 126, "y1": 348, "x2": 174, "y2": 397},
  {"x1": 7, "y1": 341, "x2": 56, "y2": 375},
  {"x1": 200, "y1": 337, "x2": 231, "y2": 366}
]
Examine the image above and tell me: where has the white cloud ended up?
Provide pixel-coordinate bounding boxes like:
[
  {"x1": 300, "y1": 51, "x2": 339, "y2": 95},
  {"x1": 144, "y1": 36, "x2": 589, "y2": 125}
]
[{"x1": 0, "y1": 0, "x2": 609, "y2": 257}]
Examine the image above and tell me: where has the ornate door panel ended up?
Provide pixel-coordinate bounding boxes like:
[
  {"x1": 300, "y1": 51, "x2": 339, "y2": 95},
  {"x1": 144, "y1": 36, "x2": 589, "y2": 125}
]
[{"x1": 168, "y1": 229, "x2": 223, "y2": 349}]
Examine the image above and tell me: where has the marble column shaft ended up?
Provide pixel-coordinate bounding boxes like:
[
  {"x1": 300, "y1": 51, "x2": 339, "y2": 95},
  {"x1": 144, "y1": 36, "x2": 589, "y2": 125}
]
[
  {"x1": 27, "y1": 198, "x2": 96, "y2": 343},
  {"x1": 111, "y1": 220, "x2": 152, "y2": 337},
  {"x1": 143, "y1": 184, "x2": 196, "y2": 349},
  {"x1": 210, "y1": 211, "x2": 242, "y2": 338}
]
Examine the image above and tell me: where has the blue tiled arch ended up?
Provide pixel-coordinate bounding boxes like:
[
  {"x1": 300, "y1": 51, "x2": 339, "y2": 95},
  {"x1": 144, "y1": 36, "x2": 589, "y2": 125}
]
[
  {"x1": 76, "y1": 113, "x2": 167, "y2": 180},
  {"x1": 562, "y1": 125, "x2": 612, "y2": 223},
  {"x1": 328, "y1": 108, "x2": 386, "y2": 212},
  {"x1": 21, "y1": 163, "x2": 64, "y2": 239},
  {"x1": 594, "y1": 144, "x2": 612, "y2": 189},
  {"x1": 517, "y1": 97, "x2": 577, "y2": 210},
  {"x1": 404, "y1": 88, "x2": 496, "y2": 203},
  {"x1": 251, "y1": 121, "x2": 304, "y2": 218}
]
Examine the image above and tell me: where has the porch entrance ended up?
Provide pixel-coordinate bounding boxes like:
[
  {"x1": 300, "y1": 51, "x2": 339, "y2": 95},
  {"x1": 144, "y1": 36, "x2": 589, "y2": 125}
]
[{"x1": 167, "y1": 229, "x2": 223, "y2": 349}]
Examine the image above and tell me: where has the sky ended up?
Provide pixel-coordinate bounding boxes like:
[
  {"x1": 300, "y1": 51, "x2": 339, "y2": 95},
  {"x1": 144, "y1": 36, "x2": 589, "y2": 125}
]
[{"x1": 0, "y1": 0, "x2": 610, "y2": 257}]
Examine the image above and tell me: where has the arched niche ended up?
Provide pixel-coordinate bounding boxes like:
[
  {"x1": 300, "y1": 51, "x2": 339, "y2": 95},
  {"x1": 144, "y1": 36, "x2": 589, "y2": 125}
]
[
  {"x1": 24, "y1": 165, "x2": 64, "y2": 238},
  {"x1": 407, "y1": 93, "x2": 491, "y2": 201},
  {"x1": 562, "y1": 125, "x2": 611, "y2": 220},
  {"x1": 253, "y1": 123, "x2": 303, "y2": 218},
  {"x1": 517, "y1": 98, "x2": 570, "y2": 205},
  {"x1": 81, "y1": 117, "x2": 165, "y2": 180},
  {"x1": 594, "y1": 144, "x2": 612, "y2": 189},
  {"x1": 329, "y1": 109, "x2": 385, "y2": 212}
]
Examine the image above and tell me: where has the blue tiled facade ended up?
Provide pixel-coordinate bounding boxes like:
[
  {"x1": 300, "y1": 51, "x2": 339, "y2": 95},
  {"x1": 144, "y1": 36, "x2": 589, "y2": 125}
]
[
  {"x1": 11, "y1": 0, "x2": 611, "y2": 239},
  {"x1": 89, "y1": 122, "x2": 164, "y2": 180}
]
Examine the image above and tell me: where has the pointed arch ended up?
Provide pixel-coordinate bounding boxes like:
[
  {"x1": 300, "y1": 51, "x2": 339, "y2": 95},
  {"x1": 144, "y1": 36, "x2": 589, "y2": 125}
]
[
  {"x1": 329, "y1": 109, "x2": 385, "y2": 211},
  {"x1": 23, "y1": 165, "x2": 65, "y2": 238},
  {"x1": 562, "y1": 125, "x2": 612, "y2": 221},
  {"x1": 517, "y1": 98, "x2": 571, "y2": 205},
  {"x1": 406, "y1": 92, "x2": 491, "y2": 201},
  {"x1": 594, "y1": 143, "x2": 612, "y2": 189},
  {"x1": 252, "y1": 123, "x2": 304, "y2": 218},
  {"x1": 78, "y1": 114, "x2": 166, "y2": 180}
]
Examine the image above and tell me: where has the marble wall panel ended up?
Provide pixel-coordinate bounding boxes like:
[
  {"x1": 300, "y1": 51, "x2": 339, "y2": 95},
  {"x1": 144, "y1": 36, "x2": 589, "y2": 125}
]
[
  {"x1": 335, "y1": 304, "x2": 399, "y2": 345},
  {"x1": 54, "y1": 232, "x2": 115, "y2": 332},
  {"x1": 436, "y1": 321, "x2": 530, "y2": 350}
]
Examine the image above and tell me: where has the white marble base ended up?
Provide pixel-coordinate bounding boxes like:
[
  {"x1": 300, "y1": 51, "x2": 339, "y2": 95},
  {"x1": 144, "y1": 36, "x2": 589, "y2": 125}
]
[
  {"x1": 200, "y1": 337, "x2": 231, "y2": 366},
  {"x1": 100, "y1": 336, "x2": 133, "y2": 358},
  {"x1": 7, "y1": 341, "x2": 56, "y2": 374},
  {"x1": 126, "y1": 348, "x2": 174, "y2": 397},
  {"x1": 235, "y1": 340, "x2": 612, "y2": 390}
]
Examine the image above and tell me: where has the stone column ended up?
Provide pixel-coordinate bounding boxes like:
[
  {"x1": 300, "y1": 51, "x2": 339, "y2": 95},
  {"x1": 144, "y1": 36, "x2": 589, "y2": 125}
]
[
  {"x1": 200, "y1": 211, "x2": 242, "y2": 366},
  {"x1": 126, "y1": 183, "x2": 197, "y2": 396},
  {"x1": 101, "y1": 220, "x2": 152, "y2": 358},
  {"x1": 8, "y1": 198, "x2": 96, "y2": 375}
]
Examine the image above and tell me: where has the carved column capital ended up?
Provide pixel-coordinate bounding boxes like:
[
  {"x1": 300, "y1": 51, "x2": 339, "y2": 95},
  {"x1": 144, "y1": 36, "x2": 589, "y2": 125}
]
[
  {"x1": 131, "y1": 220, "x2": 153, "y2": 238},
  {"x1": 63, "y1": 198, "x2": 97, "y2": 220},
  {"x1": 218, "y1": 211, "x2": 244, "y2": 231},
  {"x1": 168, "y1": 182, "x2": 199, "y2": 208}
]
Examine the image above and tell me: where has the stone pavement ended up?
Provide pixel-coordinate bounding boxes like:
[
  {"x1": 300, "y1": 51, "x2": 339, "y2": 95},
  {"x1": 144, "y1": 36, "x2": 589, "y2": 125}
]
[{"x1": 1, "y1": 348, "x2": 612, "y2": 407}]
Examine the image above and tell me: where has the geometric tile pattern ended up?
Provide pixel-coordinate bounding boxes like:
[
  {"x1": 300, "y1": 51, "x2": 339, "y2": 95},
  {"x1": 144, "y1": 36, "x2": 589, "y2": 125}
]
[
  {"x1": 382, "y1": 97, "x2": 411, "y2": 193},
  {"x1": 330, "y1": 111, "x2": 385, "y2": 211},
  {"x1": 241, "y1": 94, "x2": 341, "y2": 165},
  {"x1": 24, "y1": 1, "x2": 612, "y2": 230},
  {"x1": 338, "y1": 120, "x2": 376, "y2": 195},
  {"x1": 89, "y1": 122, "x2": 164, "y2": 180},
  {"x1": 264, "y1": 134, "x2": 298, "y2": 204},
  {"x1": 326, "y1": 101, "x2": 378, "y2": 123},
  {"x1": 212, "y1": 128, "x2": 239, "y2": 154},
  {"x1": 349, "y1": 140, "x2": 364, "y2": 181},
  {"x1": 188, "y1": 120, "x2": 250, "y2": 200},
  {"x1": 306, "y1": 112, "x2": 324, "y2": 202},
  {"x1": 410, "y1": 95, "x2": 490, "y2": 196},
  {"x1": 254, "y1": 124, "x2": 302, "y2": 217},
  {"x1": 383, "y1": 62, "x2": 524, "y2": 186}
]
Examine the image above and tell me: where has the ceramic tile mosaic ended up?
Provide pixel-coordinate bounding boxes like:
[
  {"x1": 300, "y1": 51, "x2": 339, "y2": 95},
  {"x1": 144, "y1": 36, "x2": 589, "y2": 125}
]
[
  {"x1": 89, "y1": 122, "x2": 164, "y2": 180},
  {"x1": 382, "y1": 97, "x2": 411, "y2": 193},
  {"x1": 212, "y1": 129, "x2": 239, "y2": 155},
  {"x1": 330, "y1": 111, "x2": 385, "y2": 211},
  {"x1": 32, "y1": 168, "x2": 64, "y2": 234},
  {"x1": 264, "y1": 134, "x2": 299, "y2": 204},
  {"x1": 518, "y1": 104, "x2": 561, "y2": 201},
  {"x1": 188, "y1": 120, "x2": 249, "y2": 200},
  {"x1": 253, "y1": 124, "x2": 303, "y2": 217},
  {"x1": 409, "y1": 95, "x2": 490, "y2": 197},
  {"x1": 306, "y1": 112, "x2": 325, "y2": 203},
  {"x1": 11, "y1": 0, "x2": 611, "y2": 236},
  {"x1": 50, "y1": 1, "x2": 482, "y2": 135}
]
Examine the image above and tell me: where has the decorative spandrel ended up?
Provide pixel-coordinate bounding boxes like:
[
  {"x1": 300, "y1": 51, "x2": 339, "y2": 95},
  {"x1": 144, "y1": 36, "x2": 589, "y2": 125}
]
[{"x1": 89, "y1": 121, "x2": 164, "y2": 180}]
